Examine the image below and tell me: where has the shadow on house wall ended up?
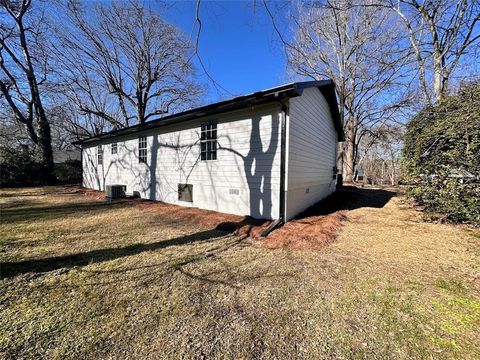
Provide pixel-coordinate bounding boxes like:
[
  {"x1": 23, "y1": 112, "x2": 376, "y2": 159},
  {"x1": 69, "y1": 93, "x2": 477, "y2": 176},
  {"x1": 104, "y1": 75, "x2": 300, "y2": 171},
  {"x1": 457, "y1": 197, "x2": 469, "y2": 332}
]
[
  {"x1": 83, "y1": 107, "x2": 281, "y2": 220},
  {"x1": 218, "y1": 112, "x2": 280, "y2": 219}
]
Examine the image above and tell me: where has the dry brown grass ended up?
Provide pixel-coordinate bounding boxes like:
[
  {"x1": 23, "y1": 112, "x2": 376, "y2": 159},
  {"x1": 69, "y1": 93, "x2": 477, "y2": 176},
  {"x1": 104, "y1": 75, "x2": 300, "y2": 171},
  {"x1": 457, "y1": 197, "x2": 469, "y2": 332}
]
[{"x1": 1, "y1": 185, "x2": 479, "y2": 359}]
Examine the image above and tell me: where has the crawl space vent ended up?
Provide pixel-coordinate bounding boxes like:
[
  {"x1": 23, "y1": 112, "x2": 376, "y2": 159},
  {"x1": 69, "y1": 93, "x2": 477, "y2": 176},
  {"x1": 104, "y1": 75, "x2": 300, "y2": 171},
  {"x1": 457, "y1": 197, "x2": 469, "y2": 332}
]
[
  {"x1": 229, "y1": 188, "x2": 240, "y2": 195},
  {"x1": 178, "y1": 184, "x2": 193, "y2": 202}
]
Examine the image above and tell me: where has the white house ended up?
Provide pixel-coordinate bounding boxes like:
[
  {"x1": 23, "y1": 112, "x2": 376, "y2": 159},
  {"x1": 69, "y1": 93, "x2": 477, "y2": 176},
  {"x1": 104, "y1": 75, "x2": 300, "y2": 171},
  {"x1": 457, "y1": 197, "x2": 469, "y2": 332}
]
[{"x1": 79, "y1": 81, "x2": 343, "y2": 226}]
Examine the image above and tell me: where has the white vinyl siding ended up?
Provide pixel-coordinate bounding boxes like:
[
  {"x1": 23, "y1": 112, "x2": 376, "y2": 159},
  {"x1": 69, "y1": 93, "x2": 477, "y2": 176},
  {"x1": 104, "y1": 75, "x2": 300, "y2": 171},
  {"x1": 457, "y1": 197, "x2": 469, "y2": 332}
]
[
  {"x1": 82, "y1": 89, "x2": 339, "y2": 221},
  {"x1": 285, "y1": 87, "x2": 338, "y2": 220},
  {"x1": 82, "y1": 104, "x2": 282, "y2": 219}
]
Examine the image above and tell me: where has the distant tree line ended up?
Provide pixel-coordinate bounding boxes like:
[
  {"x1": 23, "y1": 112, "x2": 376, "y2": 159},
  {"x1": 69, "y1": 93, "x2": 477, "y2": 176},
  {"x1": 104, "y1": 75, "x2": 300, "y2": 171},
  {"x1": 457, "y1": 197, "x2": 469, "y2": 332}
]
[
  {"x1": 1, "y1": 0, "x2": 203, "y2": 185},
  {"x1": 1, "y1": 0, "x2": 479, "y2": 190},
  {"x1": 266, "y1": 0, "x2": 479, "y2": 183}
]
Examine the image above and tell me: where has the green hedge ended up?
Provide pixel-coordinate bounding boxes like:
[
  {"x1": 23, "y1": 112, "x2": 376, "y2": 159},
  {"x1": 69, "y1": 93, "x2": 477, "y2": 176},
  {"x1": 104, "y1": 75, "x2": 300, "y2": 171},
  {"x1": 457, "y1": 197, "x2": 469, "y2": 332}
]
[
  {"x1": 54, "y1": 159, "x2": 82, "y2": 183},
  {"x1": 402, "y1": 82, "x2": 480, "y2": 226},
  {"x1": 0, "y1": 147, "x2": 82, "y2": 187},
  {"x1": 0, "y1": 146, "x2": 42, "y2": 187}
]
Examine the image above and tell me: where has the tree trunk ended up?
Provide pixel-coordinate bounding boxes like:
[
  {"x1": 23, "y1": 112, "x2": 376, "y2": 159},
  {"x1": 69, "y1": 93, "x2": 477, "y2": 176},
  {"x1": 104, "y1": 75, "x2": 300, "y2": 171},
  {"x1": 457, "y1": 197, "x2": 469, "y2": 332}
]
[
  {"x1": 343, "y1": 116, "x2": 355, "y2": 183},
  {"x1": 336, "y1": 142, "x2": 344, "y2": 186},
  {"x1": 433, "y1": 54, "x2": 447, "y2": 102},
  {"x1": 36, "y1": 114, "x2": 55, "y2": 183},
  {"x1": 19, "y1": 15, "x2": 55, "y2": 183},
  {"x1": 390, "y1": 148, "x2": 396, "y2": 186}
]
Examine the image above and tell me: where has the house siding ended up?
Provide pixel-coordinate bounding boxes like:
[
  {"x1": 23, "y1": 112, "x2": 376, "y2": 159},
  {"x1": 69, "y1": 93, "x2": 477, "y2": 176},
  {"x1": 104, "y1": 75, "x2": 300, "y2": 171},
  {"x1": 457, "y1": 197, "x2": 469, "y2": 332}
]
[
  {"x1": 285, "y1": 87, "x2": 338, "y2": 220},
  {"x1": 82, "y1": 104, "x2": 282, "y2": 220}
]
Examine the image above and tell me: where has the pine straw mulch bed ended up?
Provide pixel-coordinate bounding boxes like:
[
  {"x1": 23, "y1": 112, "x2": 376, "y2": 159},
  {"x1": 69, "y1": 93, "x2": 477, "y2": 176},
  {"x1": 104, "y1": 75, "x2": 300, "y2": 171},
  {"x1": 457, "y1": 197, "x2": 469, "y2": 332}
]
[{"x1": 71, "y1": 185, "x2": 396, "y2": 251}]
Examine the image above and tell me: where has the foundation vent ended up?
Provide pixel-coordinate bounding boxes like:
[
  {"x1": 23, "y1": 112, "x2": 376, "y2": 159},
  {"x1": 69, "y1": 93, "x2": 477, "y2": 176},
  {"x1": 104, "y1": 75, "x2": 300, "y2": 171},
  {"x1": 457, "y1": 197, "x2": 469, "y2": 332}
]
[{"x1": 178, "y1": 184, "x2": 193, "y2": 202}]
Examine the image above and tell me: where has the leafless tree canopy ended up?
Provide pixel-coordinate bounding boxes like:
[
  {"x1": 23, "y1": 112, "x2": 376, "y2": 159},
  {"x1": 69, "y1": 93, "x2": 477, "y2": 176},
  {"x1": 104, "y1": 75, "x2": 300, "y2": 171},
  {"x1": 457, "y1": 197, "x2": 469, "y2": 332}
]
[
  {"x1": 278, "y1": 0, "x2": 409, "y2": 182},
  {"x1": 55, "y1": 0, "x2": 203, "y2": 133},
  {"x1": 373, "y1": 0, "x2": 480, "y2": 104},
  {"x1": 1, "y1": 0, "x2": 479, "y2": 185},
  {"x1": 0, "y1": 0, "x2": 55, "y2": 180},
  {"x1": 357, "y1": 125, "x2": 404, "y2": 185},
  {"x1": 266, "y1": 0, "x2": 479, "y2": 183}
]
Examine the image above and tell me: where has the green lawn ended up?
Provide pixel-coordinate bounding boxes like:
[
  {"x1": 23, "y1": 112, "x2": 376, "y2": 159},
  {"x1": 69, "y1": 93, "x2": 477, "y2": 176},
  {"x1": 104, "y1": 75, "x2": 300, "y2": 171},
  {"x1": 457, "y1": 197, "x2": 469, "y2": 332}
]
[{"x1": 1, "y1": 186, "x2": 479, "y2": 359}]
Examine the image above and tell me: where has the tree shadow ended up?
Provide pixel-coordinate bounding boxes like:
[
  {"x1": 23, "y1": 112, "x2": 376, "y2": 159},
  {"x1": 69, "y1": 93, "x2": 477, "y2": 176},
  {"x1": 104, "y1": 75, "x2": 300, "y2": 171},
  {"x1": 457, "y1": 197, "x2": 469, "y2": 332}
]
[
  {"x1": 244, "y1": 112, "x2": 279, "y2": 219},
  {"x1": 0, "y1": 225, "x2": 238, "y2": 279},
  {"x1": 0, "y1": 198, "x2": 48, "y2": 209},
  {"x1": 1, "y1": 201, "x2": 120, "y2": 224},
  {"x1": 295, "y1": 185, "x2": 396, "y2": 219},
  {"x1": 217, "y1": 110, "x2": 281, "y2": 220},
  {"x1": 80, "y1": 105, "x2": 283, "y2": 221},
  {"x1": 0, "y1": 191, "x2": 46, "y2": 198}
]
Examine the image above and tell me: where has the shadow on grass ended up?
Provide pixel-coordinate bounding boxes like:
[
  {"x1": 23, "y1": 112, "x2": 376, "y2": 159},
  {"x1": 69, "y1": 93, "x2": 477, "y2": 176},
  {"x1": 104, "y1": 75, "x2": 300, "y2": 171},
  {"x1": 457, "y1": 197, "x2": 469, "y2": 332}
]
[
  {"x1": 0, "y1": 199, "x2": 49, "y2": 209},
  {"x1": 0, "y1": 191, "x2": 46, "y2": 198},
  {"x1": 1, "y1": 201, "x2": 120, "y2": 223},
  {"x1": 296, "y1": 186, "x2": 397, "y2": 219},
  {"x1": 0, "y1": 186, "x2": 396, "y2": 279},
  {"x1": 0, "y1": 226, "x2": 236, "y2": 279}
]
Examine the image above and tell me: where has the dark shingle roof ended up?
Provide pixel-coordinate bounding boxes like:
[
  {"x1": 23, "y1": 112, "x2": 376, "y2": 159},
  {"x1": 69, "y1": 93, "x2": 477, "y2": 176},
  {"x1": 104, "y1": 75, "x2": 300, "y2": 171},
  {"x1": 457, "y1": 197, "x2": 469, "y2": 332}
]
[{"x1": 76, "y1": 80, "x2": 343, "y2": 145}]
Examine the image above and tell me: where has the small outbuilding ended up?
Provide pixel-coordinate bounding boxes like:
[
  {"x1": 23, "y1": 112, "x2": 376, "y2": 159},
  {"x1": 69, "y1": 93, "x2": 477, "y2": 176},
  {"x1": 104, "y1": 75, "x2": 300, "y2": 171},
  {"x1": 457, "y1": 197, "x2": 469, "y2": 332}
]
[{"x1": 79, "y1": 80, "x2": 343, "y2": 222}]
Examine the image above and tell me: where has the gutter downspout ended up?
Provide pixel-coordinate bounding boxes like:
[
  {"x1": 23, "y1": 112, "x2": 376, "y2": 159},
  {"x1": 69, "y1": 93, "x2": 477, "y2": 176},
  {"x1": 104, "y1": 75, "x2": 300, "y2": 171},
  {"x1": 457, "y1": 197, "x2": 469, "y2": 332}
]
[
  {"x1": 80, "y1": 145, "x2": 83, "y2": 188},
  {"x1": 261, "y1": 99, "x2": 288, "y2": 237}
]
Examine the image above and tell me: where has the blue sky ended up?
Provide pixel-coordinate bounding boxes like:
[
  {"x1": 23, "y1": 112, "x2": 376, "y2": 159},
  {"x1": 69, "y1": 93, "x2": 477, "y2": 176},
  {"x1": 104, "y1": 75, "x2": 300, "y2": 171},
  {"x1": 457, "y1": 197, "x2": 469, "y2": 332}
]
[{"x1": 154, "y1": 1, "x2": 292, "y2": 102}]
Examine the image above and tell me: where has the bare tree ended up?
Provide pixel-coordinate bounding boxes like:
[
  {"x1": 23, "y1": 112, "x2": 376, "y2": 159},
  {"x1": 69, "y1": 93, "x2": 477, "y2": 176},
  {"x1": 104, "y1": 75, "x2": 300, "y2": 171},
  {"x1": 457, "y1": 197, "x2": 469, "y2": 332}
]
[
  {"x1": 268, "y1": 0, "x2": 409, "y2": 182},
  {"x1": 0, "y1": 0, "x2": 54, "y2": 181},
  {"x1": 55, "y1": 0, "x2": 203, "y2": 131},
  {"x1": 373, "y1": 0, "x2": 480, "y2": 104},
  {"x1": 357, "y1": 125, "x2": 404, "y2": 185}
]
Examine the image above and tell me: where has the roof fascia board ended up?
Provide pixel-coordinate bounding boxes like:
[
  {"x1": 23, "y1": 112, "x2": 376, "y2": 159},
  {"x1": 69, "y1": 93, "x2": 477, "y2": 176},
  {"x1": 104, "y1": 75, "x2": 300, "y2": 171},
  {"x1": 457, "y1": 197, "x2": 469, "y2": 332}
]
[
  {"x1": 75, "y1": 80, "x2": 343, "y2": 145},
  {"x1": 77, "y1": 90, "x2": 295, "y2": 146}
]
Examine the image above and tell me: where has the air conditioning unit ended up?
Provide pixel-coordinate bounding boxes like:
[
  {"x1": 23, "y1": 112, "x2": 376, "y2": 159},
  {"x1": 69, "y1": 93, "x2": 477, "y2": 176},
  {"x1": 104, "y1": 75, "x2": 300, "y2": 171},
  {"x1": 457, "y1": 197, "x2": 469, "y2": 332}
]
[{"x1": 105, "y1": 184, "x2": 126, "y2": 199}]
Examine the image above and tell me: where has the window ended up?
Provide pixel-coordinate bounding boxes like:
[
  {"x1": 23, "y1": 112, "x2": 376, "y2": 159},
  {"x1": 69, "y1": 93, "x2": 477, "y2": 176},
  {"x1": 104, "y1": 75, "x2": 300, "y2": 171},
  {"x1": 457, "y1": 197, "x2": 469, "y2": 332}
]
[
  {"x1": 138, "y1": 136, "x2": 147, "y2": 163},
  {"x1": 97, "y1": 145, "x2": 103, "y2": 165},
  {"x1": 200, "y1": 120, "x2": 217, "y2": 161},
  {"x1": 111, "y1": 143, "x2": 117, "y2": 155},
  {"x1": 178, "y1": 184, "x2": 193, "y2": 202}
]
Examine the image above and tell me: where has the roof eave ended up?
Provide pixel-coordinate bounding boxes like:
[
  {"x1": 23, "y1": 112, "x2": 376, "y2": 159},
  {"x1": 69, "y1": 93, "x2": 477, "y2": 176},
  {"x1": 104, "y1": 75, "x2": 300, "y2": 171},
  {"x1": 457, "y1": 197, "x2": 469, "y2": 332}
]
[
  {"x1": 75, "y1": 80, "x2": 344, "y2": 145},
  {"x1": 75, "y1": 87, "x2": 298, "y2": 146}
]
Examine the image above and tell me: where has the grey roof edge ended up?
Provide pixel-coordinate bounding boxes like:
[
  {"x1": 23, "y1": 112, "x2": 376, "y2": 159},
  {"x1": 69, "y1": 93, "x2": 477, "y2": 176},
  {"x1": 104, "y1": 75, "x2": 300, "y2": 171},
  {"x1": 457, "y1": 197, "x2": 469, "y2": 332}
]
[{"x1": 75, "y1": 80, "x2": 343, "y2": 145}]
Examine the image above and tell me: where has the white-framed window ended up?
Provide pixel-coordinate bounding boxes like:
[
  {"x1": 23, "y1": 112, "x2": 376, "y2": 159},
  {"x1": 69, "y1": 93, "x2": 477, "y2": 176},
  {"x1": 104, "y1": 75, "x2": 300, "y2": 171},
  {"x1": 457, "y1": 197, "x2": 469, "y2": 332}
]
[
  {"x1": 138, "y1": 136, "x2": 147, "y2": 163},
  {"x1": 111, "y1": 143, "x2": 117, "y2": 155},
  {"x1": 200, "y1": 120, "x2": 217, "y2": 161},
  {"x1": 97, "y1": 145, "x2": 103, "y2": 165}
]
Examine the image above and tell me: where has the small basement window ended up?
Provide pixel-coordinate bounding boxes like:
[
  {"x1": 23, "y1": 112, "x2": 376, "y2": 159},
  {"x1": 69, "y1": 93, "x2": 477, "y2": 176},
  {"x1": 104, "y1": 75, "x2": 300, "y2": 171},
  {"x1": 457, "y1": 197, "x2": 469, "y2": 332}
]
[
  {"x1": 138, "y1": 136, "x2": 147, "y2": 163},
  {"x1": 111, "y1": 142, "x2": 117, "y2": 155},
  {"x1": 178, "y1": 184, "x2": 193, "y2": 202},
  {"x1": 97, "y1": 145, "x2": 103, "y2": 165},
  {"x1": 200, "y1": 120, "x2": 217, "y2": 161}
]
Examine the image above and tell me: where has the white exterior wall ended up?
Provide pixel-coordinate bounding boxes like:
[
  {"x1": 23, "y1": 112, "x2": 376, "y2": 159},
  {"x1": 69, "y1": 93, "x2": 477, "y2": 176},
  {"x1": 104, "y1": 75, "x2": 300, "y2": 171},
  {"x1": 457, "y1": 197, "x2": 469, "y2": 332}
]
[
  {"x1": 285, "y1": 87, "x2": 338, "y2": 220},
  {"x1": 82, "y1": 104, "x2": 282, "y2": 220}
]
